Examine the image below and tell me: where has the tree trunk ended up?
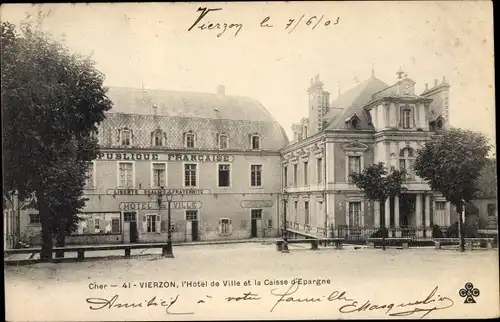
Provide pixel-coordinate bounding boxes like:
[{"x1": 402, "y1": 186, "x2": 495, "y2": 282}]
[
  {"x1": 457, "y1": 204, "x2": 465, "y2": 252},
  {"x1": 55, "y1": 222, "x2": 65, "y2": 259},
  {"x1": 380, "y1": 199, "x2": 386, "y2": 251},
  {"x1": 37, "y1": 191, "x2": 53, "y2": 261}
]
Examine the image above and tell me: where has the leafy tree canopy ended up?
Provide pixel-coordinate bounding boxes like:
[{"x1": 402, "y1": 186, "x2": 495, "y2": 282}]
[
  {"x1": 349, "y1": 162, "x2": 407, "y2": 203},
  {"x1": 413, "y1": 128, "x2": 491, "y2": 212}
]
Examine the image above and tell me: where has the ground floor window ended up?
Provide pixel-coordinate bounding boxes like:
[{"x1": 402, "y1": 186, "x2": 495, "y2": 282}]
[
  {"x1": 186, "y1": 210, "x2": 199, "y2": 221},
  {"x1": 123, "y1": 212, "x2": 136, "y2": 222},
  {"x1": 220, "y1": 218, "x2": 232, "y2": 235},
  {"x1": 348, "y1": 201, "x2": 361, "y2": 228},
  {"x1": 251, "y1": 209, "x2": 263, "y2": 220}
]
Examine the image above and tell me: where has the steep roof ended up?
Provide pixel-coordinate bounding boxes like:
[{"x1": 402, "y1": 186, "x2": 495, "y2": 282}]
[
  {"x1": 106, "y1": 86, "x2": 277, "y2": 123},
  {"x1": 324, "y1": 77, "x2": 389, "y2": 130},
  {"x1": 99, "y1": 87, "x2": 289, "y2": 151}
]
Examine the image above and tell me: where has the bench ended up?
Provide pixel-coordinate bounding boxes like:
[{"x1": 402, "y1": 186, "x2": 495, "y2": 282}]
[
  {"x1": 276, "y1": 238, "x2": 320, "y2": 251},
  {"x1": 276, "y1": 237, "x2": 344, "y2": 251},
  {"x1": 4, "y1": 242, "x2": 174, "y2": 262},
  {"x1": 433, "y1": 238, "x2": 494, "y2": 250},
  {"x1": 366, "y1": 238, "x2": 412, "y2": 249}
]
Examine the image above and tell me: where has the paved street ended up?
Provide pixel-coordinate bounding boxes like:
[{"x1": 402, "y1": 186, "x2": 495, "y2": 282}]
[{"x1": 5, "y1": 243, "x2": 499, "y2": 320}]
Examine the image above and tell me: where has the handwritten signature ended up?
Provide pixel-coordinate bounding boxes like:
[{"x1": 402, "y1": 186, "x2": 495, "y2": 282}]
[
  {"x1": 188, "y1": 7, "x2": 340, "y2": 38},
  {"x1": 269, "y1": 283, "x2": 454, "y2": 319},
  {"x1": 86, "y1": 294, "x2": 193, "y2": 315},
  {"x1": 86, "y1": 285, "x2": 453, "y2": 318}
]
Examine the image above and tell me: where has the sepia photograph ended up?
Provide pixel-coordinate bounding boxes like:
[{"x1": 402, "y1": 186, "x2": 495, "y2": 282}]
[{"x1": 2, "y1": 1, "x2": 498, "y2": 320}]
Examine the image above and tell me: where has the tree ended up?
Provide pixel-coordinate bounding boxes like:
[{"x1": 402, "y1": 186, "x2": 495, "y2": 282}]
[
  {"x1": 2, "y1": 21, "x2": 112, "y2": 260},
  {"x1": 413, "y1": 128, "x2": 491, "y2": 252},
  {"x1": 349, "y1": 162, "x2": 407, "y2": 250}
]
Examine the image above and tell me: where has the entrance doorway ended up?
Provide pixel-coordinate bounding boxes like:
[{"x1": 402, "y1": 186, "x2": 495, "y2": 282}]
[
  {"x1": 250, "y1": 209, "x2": 263, "y2": 238},
  {"x1": 186, "y1": 210, "x2": 199, "y2": 242},
  {"x1": 124, "y1": 212, "x2": 138, "y2": 243}
]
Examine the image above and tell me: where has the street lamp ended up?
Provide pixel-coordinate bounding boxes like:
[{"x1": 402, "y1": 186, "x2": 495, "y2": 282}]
[
  {"x1": 281, "y1": 190, "x2": 290, "y2": 253},
  {"x1": 158, "y1": 187, "x2": 174, "y2": 258}
]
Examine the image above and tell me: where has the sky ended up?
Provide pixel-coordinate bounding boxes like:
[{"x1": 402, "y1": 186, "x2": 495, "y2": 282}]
[{"x1": 1, "y1": 2, "x2": 495, "y2": 147}]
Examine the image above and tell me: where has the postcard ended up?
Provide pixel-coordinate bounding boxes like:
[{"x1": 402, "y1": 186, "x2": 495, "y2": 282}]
[{"x1": 2, "y1": 1, "x2": 498, "y2": 321}]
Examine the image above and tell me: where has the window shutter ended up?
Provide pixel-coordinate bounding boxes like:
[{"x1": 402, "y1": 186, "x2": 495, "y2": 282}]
[
  {"x1": 156, "y1": 215, "x2": 161, "y2": 233},
  {"x1": 142, "y1": 215, "x2": 147, "y2": 232},
  {"x1": 228, "y1": 218, "x2": 233, "y2": 235},
  {"x1": 116, "y1": 129, "x2": 121, "y2": 145},
  {"x1": 217, "y1": 219, "x2": 222, "y2": 235},
  {"x1": 398, "y1": 108, "x2": 402, "y2": 128},
  {"x1": 412, "y1": 106, "x2": 416, "y2": 128}
]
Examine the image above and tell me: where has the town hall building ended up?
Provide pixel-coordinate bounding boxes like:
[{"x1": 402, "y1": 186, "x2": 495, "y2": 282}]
[
  {"x1": 19, "y1": 85, "x2": 289, "y2": 245},
  {"x1": 280, "y1": 69, "x2": 453, "y2": 239}
]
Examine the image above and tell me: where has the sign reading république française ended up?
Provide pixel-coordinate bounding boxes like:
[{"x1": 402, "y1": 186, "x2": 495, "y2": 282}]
[
  {"x1": 119, "y1": 201, "x2": 202, "y2": 210},
  {"x1": 96, "y1": 152, "x2": 234, "y2": 162},
  {"x1": 106, "y1": 188, "x2": 211, "y2": 195}
]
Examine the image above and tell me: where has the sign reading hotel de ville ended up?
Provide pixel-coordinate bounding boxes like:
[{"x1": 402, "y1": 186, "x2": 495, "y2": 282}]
[
  {"x1": 96, "y1": 152, "x2": 234, "y2": 162},
  {"x1": 119, "y1": 201, "x2": 202, "y2": 210}
]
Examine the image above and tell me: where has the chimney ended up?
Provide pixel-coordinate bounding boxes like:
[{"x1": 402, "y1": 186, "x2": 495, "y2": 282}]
[
  {"x1": 425, "y1": 83, "x2": 428, "y2": 91},
  {"x1": 434, "y1": 79, "x2": 438, "y2": 87},
  {"x1": 216, "y1": 85, "x2": 225, "y2": 96},
  {"x1": 442, "y1": 76, "x2": 446, "y2": 83}
]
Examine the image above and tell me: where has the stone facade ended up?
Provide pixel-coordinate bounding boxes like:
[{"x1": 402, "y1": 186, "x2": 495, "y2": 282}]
[{"x1": 281, "y1": 71, "x2": 456, "y2": 239}]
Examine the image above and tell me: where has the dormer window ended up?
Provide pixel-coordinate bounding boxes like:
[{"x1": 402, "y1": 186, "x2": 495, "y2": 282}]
[
  {"x1": 217, "y1": 133, "x2": 229, "y2": 149},
  {"x1": 185, "y1": 132, "x2": 196, "y2": 148},
  {"x1": 152, "y1": 129, "x2": 163, "y2": 147},
  {"x1": 120, "y1": 129, "x2": 132, "y2": 146},
  {"x1": 251, "y1": 135, "x2": 260, "y2": 150}
]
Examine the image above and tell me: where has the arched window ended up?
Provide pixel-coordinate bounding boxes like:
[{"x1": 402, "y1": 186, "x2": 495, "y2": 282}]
[
  {"x1": 399, "y1": 148, "x2": 415, "y2": 180},
  {"x1": 153, "y1": 130, "x2": 163, "y2": 147}
]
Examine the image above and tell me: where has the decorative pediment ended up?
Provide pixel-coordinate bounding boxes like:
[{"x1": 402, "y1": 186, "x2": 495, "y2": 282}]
[
  {"x1": 311, "y1": 143, "x2": 324, "y2": 155},
  {"x1": 342, "y1": 140, "x2": 368, "y2": 152}
]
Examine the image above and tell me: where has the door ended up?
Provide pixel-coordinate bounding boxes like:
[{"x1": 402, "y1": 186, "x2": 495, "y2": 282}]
[
  {"x1": 129, "y1": 221, "x2": 138, "y2": 243},
  {"x1": 191, "y1": 220, "x2": 199, "y2": 242},
  {"x1": 124, "y1": 212, "x2": 138, "y2": 243},
  {"x1": 251, "y1": 219, "x2": 257, "y2": 238}
]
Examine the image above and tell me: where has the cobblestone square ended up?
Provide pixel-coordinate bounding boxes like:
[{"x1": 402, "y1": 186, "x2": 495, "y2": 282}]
[{"x1": 5, "y1": 243, "x2": 499, "y2": 320}]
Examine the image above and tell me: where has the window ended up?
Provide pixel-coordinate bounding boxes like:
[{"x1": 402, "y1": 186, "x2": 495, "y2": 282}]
[
  {"x1": 487, "y1": 204, "x2": 496, "y2": 217},
  {"x1": 294, "y1": 201, "x2": 298, "y2": 211},
  {"x1": 251, "y1": 209, "x2": 263, "y2": 220},
  {"x1": 111, "y1": 218, "x2": 120, "y2": 233},
  {"x1": 351, "y1": 118, "x2": 360, "y2": 129},
  {"x1": 348, "y1": 156, "x2": 361, "y2": 174},
  {"x1": 146, "y1": 215, "x2": 157, "y2": 233},
  {"x1": 218, "y1": 134, "x2": 229, "y2": 149},
  {"x1": 121, "y1": 129, "x2": 132, "y2": 146},
  {"x1": 401, "y1": 108, "x2": 412, "y2": 129},
  {"x1": 317, "y1": 158, "x2": 323, "y2": 184},
  {"x1": 123, "y1": 212, "x2": 136, "y2": 222},
  {"x1": 251, "y1": 135, "x2": 260, "y2": 150},
  {"x1": 118, "y1": 162, "x2": 134, "y2": 188},
  {"x1": 399, "y1": 148, "x2": 415, "y2": 180},
  {"x1": 218, "y1": 164, "x2": 230, "y2": 187},
  {"x1": 185, "y1": 133, "x2": 195, "y2": 148},
  {"x1": 29, "y1": 213, "x2": 41, "y2": 225},
  {"x1": 221, "y1": 218, "x2": 231, "y2": 234},
  {"x1": 283, "y1": 166, "x2": 288, "y2": 187},
  {"x1": 85, "y1": 162, "x2": 94, "y2": 188},
  {"x1": 304, "y1": 201, "x2": 310, "y2": 226},
  {"x1": 348, "y1": 202, "x2": 361, "y2": 228},
  {"x1": 435, "y1": 202, "x2": 446, "y2": 226},
  {"x1": 293, "y1": 164, "x2": 298, "y2": 186},
  {"x1": 303, "y1": 161, "x2": 308, "y2": 185},
  {"x1": 153, "y1": 130, "x2": 163, "y2": 147},
  {"x1": 152, "y1": 163, "x2": 166, "y2": 188},
  {"x1": 186, "y1": 210, "x2": 198, "y2": 221},
  {"x1": 267, "y1": 219, "x2": 273, "y2": 228},
  {"x1": 94, "y1": 219, "x2": 100, "y2": 230},
  {"x1": 184, "y1": 164, "x2": 197, "y2": 187},
  {"x1": 250, "y1": 165, "x2": 262, "y2": 187}
]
